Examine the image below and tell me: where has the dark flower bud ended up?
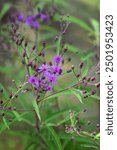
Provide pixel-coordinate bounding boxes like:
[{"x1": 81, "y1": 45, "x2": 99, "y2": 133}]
[
  {"x1": 71, "y1": 65, "x2": 74, "y2": 70},
  {"x1": 64, "y1": 48, "x2": 68, "y2": 52},
  {"x1": 67, "y1": 57, "x2": 71, "y2": 62},
  {"x1": 84, "y1": 95, "x2": 88, "y2": 98},
  {"x1": 67, "y1": 70, "x2": 72, "y2": 73},
  {"x1": 22, "y1": 59, "x2": 25, "y2": 65},
  {"x1": 2, "y1": 113, "x2": 5, "y2": 117},
  {"x1": 24, "y1": 41, "x2": 28, "y2": 47},
  {"x1": 83, "y1": 109, "x2": 87, "y2": 112},
  {"x1": 87, "y1": 77, "x2": 90, "y2": 82},
  {"x1": 0, "y1": 89, "x2": 3, "y2": 93},
  {"x1": 0, "y1": 100, "x2": 3, "y2": 104},
  {"x1": 41, "y1": 52, "x2": 45, "y2": 57},
  {"x1": 82, "y1": 90, "x2": 87, "y2": 94},
  {"x1": 8, "y1": 106, "x2": 12, "y2": 110},
  {"x1": 42, "y1": 41, "x2": 46, "y2": 47},
  {"x1": 76, "y1": 74, "x2": 80, "y2": 78},
  {"x1": 15, "y1": 94, "x2": 18, "y2": 98},
  {"x1": 82, "y1": 76, "x2": 86, "y2": 81},
  {"x1": 96, "y1": 83, "x2": 100, "y2": 88},
  {"x1": 87, "y1": 121, "x2": 91, "y2": 125},
  {"x1": 49, "y1": 62, "x2": 53, "y2": 66},
  {"x1": 28, "y1": 61, "x2": 32, "y2": 67},
  {"x1": 62, "y1": 59, "x2": 64, "y2": 64},
  {"x1": 38, "y1": 53, "x2": 42, "y2": 56},
  {"x1": 79, "y1": 62, "x2": 84, "y2": 69},
  {"x1": 32, "y1": 45, "x2": 36, "y2": 50},
  {"x1": 91, "y1": 76, "x2": 96, "y2": 81},
  {"x1": 92, "y1": 90, "x2": 96, "y2": 95},
  {"x1": 20, "y1": 36, "x2": 24, "y2": 42},
  {"x1": 33, "y1": 64, "x2": 37, "y2": 70},
  {"x1": 54, "y1": 36, "x2": 58, "y2": 41},
  {"x1": 9, "y1": 93, "x2": 13, "y2": 99},
  {"x1": 23, "y1": 50, "x2": 26, "y2": 57}
]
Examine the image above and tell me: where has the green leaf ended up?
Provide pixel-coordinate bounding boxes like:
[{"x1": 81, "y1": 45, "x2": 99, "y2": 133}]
[
  {"x1": 80, "y1": 144, "x2": 98, "y2": 149},
  {"x1": 91, "y1": 19, "x2": 99, "y2": 35},
  {"x1": 79, "y1": 50, "x2": 93, "y2": 61},
  {"x1": 54, "y1": 14, "x2": 93, "y2": 32},
  {"x1": 32, "y1": 100, "x2": 41, "y2": 121},
  {"x1": 3, "y1": 117, "x2": 9, "y2": 129},
  {"x1": 64, "y1": 44, "x2": 80, "y2": 53},
  {"x1": 45, "y1": 109, "x2": 70, "y2": 123},
  {"x1": 70, "y1": 89, "x2": 83, "y2": 103},
  {"x1": 0, "y1": 3, "x2": 11, "y2": 20},
  {"x1": 95, "y1": 133, "x2": 100, "y2": 139},
  {"x1": 47, "y1": 126, "x2": 63, "y2": 150}
]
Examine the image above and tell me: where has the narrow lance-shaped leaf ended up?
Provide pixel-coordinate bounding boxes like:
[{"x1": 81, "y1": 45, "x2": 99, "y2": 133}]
[{"x1": 47, "y1": 126, "x2": 63, "y2": 150}]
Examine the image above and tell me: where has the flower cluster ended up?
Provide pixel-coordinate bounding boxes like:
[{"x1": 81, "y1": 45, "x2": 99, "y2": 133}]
[
  {"x1": 17, "y1": 12, "x2": 50, "y2": 30},
  {"x1": 28, "y1": 55, "x2": 63, "y2": 92}
]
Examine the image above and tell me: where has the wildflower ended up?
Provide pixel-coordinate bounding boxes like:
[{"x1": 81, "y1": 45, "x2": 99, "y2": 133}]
[
  {"x1": 47, "y1": 74, "x2": 58, "y2": 84},
  {"x1": 38, "y1": 64, "x2": 50, "y2": 74},
  {"x1": 25, "y1": 16, "x2": 40, "y2": 29},
  {"x1": 53, "y1": 55, "x2": 63, "y2": 64},
  {"x1": 28, "y1": 76, "x2": 38, "y2": 85},
  {"x1": 17, "y1": 13, "x2": 25, "y2": 22},
  {"x1": 46, "y1": 85, "x2": 53, "y2": 92},
  {"x1": 40, "y1": 13, "x2": 50, "y2": 21},
  {"x1": 52, "y1": 65, "x2": 62, "y2": 75}
]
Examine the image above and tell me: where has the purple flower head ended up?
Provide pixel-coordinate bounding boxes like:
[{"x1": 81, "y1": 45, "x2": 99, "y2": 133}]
[
  {"x1": 28, "y1": 76, "x2": 38, "y2": 85},
  {"x1": 52, "y1": 65, "x2": 62, "y2": 75},
  {"x1": 17, "y1": 13, "x2": 25, "y2": 22},
  {"x1": 40, "y1": 13, "x2": 50, "y2": 21},
  {"x1": 25, "y1": 16, "x2": 40, "y2": 29},
  {"x1": 53, "y1": 55, "x2": 63, "y2": 64},
  {"x1": 38, "y1": 64, "x2": 50, "y2": 74},
  {"x1": 46, "y1": 85, "x2": 53, "y2": 92},
  {"x1": 32, "y1": 21, "x2": 40, "y2": 29},
  {"x1": 48, "y1": 74, "x2": 58, "y2": 84}
]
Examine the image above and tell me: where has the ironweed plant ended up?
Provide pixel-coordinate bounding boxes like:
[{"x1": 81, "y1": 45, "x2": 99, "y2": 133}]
[{"x1": 0, "y1": 1, "x2": 100, "y2": 150}]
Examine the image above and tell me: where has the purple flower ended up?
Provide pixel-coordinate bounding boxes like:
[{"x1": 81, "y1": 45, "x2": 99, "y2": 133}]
[
  {"x1": 52, "y1": 65, "x2": 62, "y2": 75},
  {"x1": 32, "y1": 21, "x2": 40, "y2": 29},
  {"x1": 28, "y1": 76, "x2": 38, "y2": 85},
  {"x1": 53, "y1": 55, "x2": 63, "y2": 64},
  {"x1": 40, "y1": 13, "x2": 50, "y2": 21},
  {"x1": 46, "y1": 85, "x2": 53, "y2": 92},
  {"x1": 25, "y1": 16, "x2": 40, "y2": 29},
  {"x1": 47, "y1": 74, "x2": 58, "y2": 84},
  {"x1": 38, "y1": 64, "x2": 50, "y2": 73},
  {"x1": 17, "y1": 13, "x2": 25, "y2": 22}
]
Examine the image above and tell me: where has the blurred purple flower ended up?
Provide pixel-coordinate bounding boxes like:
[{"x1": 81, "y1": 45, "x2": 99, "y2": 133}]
[
  {"x1": 40, "y1": 13, "x2": 50, "y2": 21},
  {"x1": 25, "y1": 16, "x2": 40, "y2": 30},
  {"x1": 17, "y1": 13, "x2": 25, "y2": 22},
  {"x1": 53, "y1": 55, "x2": 63, "y2": 64}
]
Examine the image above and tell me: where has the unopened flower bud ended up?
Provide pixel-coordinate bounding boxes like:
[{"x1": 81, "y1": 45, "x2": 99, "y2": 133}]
[
  {"x1": 92, "y1": 90, "x2": 96, "y2": 95},
  {"x1": 91, "y1": 77, "x2": 96, "y2": 81},
  {"x1": 79, "y1": 62, "x2": 84, "y2": 69}
]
